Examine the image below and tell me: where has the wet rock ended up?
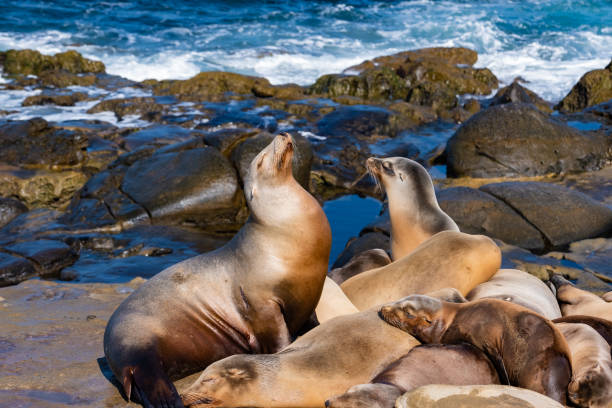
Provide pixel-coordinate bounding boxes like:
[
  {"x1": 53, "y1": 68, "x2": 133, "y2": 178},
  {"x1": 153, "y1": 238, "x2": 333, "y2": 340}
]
[
  {"x1": 556, "y1": 59, "x2": 612, "y2": 112},
  {"x1": 437, "y1": 187, "x2": 546, "y2": 251},
  {"x1": 317, "y1": 105, "x2": 410, "y2": 140},
  {"x1": 490, "y1": 81, "x2": 552, "y2": 113},
  {"x1": 310, "y1": 47, "x2": 497, "y2": 117},
  {"x1": 0, "y1": 49, "x2": 105, "y2": 76},
  {"x1": 446, "y1": 103, "x2": 611, "y2": 177},
  {"x1": 120, "y1": 124, "x2": 197, "y2": 151},
  {"x1": 6, "y1": 239, "x2": 78, "y2": 279},
  {"x1": 0, "y1": 167, "x2": 89, "y2": 209},
  {"x1": 22, "y1": 92, "x2": 88, "y2": 107},
  {"x1": 87, "y1": 97, "x2": 165, "y2": 121},
  {"x1": 122, "y1": 147, "x2": 246, "y2": 230},
  {"x1": 481, "y1": 182, "x2": 612, "y2": 249},
  {"x1": 38, "y1": 70, "x2": 98, "y2": 88},
  {"x1": 0, "y1": 197, "x2": 28, "y2": 228},
  {"x1": 0, "y1": 252, "x2": 37, "y2": 287},
  {"x1": 230, "y1": 132, "x2": 313, "y2": 191},
  {"x1": 0, "y1": 118, "x2": 88, "y2": 167},
  {"x1": 548, "y1": 238, "x2": 612, "y2": 279},
  {"x1": 202, "y1": 128, "x2": 259, "y2": 157},
  {"x1": 331, "y1": 231, "x2": 390, "y2": 269}
]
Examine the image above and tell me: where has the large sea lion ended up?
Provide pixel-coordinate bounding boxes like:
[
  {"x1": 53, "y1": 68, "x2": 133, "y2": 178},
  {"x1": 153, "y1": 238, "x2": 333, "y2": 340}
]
[
  {"x1": 340, "y1": 231, "x2": 501, "y2": 310},
  {"x1": 325, "y1": 344, "x2": 499, "y2": 408},
  {"x1": 180, "y1": 310, "x2": 420, "y2": 408},
  {"x1": 103, "y1": 133, "x2": 332, "y2": 408},
  {"x1": 395, "y1": 384, "x2": 564, "y2": 408},
  {"x1": 550, "y1": 274, "x2": 612, "y2": 320},
  {"x1": 556, "y1": 322, "x2": 612, "y2": 408},
  {"x1": 380, "y1": 295, "x2": 571, "y2": 403},
  {"x1": 467, "y1": 268, "x2": 561, "y2": 319},
  {"x1": 366, "y1": 157, "x2": 458, "y2": 261}
]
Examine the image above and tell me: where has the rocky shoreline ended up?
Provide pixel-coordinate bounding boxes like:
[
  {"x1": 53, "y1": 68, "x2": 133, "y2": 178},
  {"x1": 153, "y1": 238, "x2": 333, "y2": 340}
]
[{"x1": 0, "y1": 47, "x2": 611, "y2": 406}]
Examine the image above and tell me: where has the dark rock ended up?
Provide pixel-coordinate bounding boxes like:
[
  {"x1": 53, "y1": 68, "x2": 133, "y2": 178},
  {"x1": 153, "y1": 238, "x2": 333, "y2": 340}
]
[
  {"x1": 22, "y1": 92, "x2": 88, "y2": 107},
  {"x1": 6, "y1": 239, "x2": 78, "y2": 278},
  {"x1": 0, "y1": 252, "x2": 37, "y2": 287},
  {"x1": 202, "y1": 128, "x2": 259, "y2": 157},
  {"x1": 0, "y1": 198, "x2": 28, "y2": 229},
  {"x1": 556, "y1": 59, "x2": 612, "y2": 112},
  {"x1": 437, "y1": 187, "x2": 546, "y2": 251},
  {"x1": 120, "y1": 124, "x2": 196, "y2": 151},
  {"x1": 0, "y1": 49, "x2": 105, "y2": 76},
  {"x1": 317, "y1": 105, "x2": 409, "y2": 140},
  {"x1": 446, "y1": 103, "x2": 611, "y2": 177},
  {"x1": 87, "y1": 97, "x2": 164, "y2": 121},
  {"x1": 331, "y1": 232, "x2": 390, "y2": 269},
  {"x1": 0, "y1": 118, "x2": 88, "y2": 167},
  {"x1": 328, "y1": 248, "x2": 391, "y2": 284},
  {"x1": 230, "y1": 132, "x2": 313, "y2": 191},
  {"x1": 551, "y1": 238, "x2": 612, "y2": 279},
  {"x1": 490, "y1": 82, "x2": 552, "y2": 113},
  {"x1": 38, "y1": 70, "x2": 97, "y2": 88},
  {"x1": 481, "y1": 182, "x2": 612, "y2": 249},
  {"x1": 121, "y1": 147, "x2": 246, "y2": 230}
]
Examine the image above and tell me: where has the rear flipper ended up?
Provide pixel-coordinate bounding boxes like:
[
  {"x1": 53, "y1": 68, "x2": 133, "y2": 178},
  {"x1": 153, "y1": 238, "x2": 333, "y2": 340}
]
[{"x1": 122, "y1": 360, "x2": 184, "y2": 408}]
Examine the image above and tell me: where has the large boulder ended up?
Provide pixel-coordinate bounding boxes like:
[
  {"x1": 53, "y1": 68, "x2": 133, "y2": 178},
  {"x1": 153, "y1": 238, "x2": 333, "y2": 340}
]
[
  {"x1": 489, "y1": 82, "x2": 552, "y2": 113},
  {"x1": 0, "y1": 49, "x2": 105, "y2": 76},
  {"x1": 437, "y1": 187, "x2": 546, "y2": 251},
  {"x1": 481, "y1": 182, "x2": 612, "y2": 248},
  {"x1": 446, "y1": 103, "x2": 611, "y2": 177},
  {"x1": 556, "y1": 60, "x2": 612, "y2": 112}
]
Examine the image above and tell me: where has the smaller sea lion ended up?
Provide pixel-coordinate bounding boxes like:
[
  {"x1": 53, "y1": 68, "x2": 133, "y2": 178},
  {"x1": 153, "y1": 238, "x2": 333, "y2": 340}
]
[
  {"x1": 395, "y1": 384, "x2": 564, "y2": 408},
  {"x1": 467, "y1": 268, "x2": 561, "y2": 319},
  {"x1": 328, "y1": 249, "x2": 391, "y2": 285},
  {"x1": 553, "y1": 315, "x2": 612, "y2": 346},
  {"x1": 341, "y1": 231, "x2": 500, "y2": 310},
  {"x1": 180, "y1": 311, "x2": 420, "y2": 408},
  {"x1": 556, "y1": 322, "x2": 612, "y2": 408},
  {"x1": 380, "y1": 295, "x2": 571, "y2": 403},
  {"x1": 315, "y1": 277, "x2": 359, "y2": 323},
  {"x1": 326, "y1": 344, "x2": 499, "y2": 408},
  {"x1": 366, "y1": 157, "x2": 458, "y2": 261},
  {"x1": 550, "y1": 274, "x2": 612, "y2": 320}
]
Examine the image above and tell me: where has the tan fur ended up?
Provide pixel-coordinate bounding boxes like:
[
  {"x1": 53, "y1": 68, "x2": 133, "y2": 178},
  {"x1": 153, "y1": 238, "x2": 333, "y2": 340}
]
[
  {"x1": 341, "y1": 231, "x2": 501, "y2": 310},
  {"x1": 554, "y1": 278, "x2": 612, "y2": 321},
  {"x1": 468, "y1": 269, "x2": 561, "y2": 319},
  {"x1": 315, "y1": 277, "x2": 359, "y2": 323}
]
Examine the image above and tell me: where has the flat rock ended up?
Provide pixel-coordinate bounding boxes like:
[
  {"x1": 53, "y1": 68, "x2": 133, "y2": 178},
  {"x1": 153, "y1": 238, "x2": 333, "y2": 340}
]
[
  {"x1": 6, "y1": 239, "x2": 78, "y2": 278},
  {"x1": 0, "y1": 197, "x2": 28, "y2": 228},
  {"x1": 446, "y1": 103, "x2": 611, "y2": 177},
  {"x1": 0, "y1": 252, "x2": 37, "y2": 287},
  {"x1": 481, "y1": 182, "x2": 612, "y2": 249}
]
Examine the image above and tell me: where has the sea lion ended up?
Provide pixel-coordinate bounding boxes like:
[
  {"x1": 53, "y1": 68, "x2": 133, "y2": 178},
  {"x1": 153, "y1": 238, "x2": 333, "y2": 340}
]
[
  {"x1": 328, "y1": 248, "x2": 391, "y2": 285},
  {"x1": 380, "y1": 295, "x2": 571, "y2": 403},
  {"x1": 180, "y1": 310, "x2": 420, "y2": 408},
  {"x1": 556, "y1": 322, "x2": 612, "y2": 408},
  {"x1": 341, "y1": 231, "x2": 500, "y2": 310},
  {"x1": 550, "y1": 274, "x2": 612, "y2": 320},
  {"x1": 467, "y1": 268, "x2": 561, "y2": 319},
  {"x1": 395, "y1": 384, "x2": 564, "y2": 408},
  {"x1": 103, "y1": 133, "x2": 332, "y2": 408},
  {"x1": 315, "y1": 277, "x2": 359, "y2": 323},
  {"x1": 553, "y1": 315, "x2": 612, "y2": 346},
  {"x1": 326, "y1": 344, "x2": 499, "y2": 408},
  {"x1": 366, "y1": 157, "x2": 458, "y2": 261}
]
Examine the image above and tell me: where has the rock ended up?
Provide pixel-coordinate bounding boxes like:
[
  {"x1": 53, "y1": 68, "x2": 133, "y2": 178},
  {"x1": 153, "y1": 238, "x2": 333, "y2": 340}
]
[
  {"x1": 0, "y1": 197, "x2": 28, "y2": 228},
  {"x1": 202, "y1": 128, "x2": 259, "y2": 157},
  {"x1": 0, "y1": 279, "x2": 200, "y2": 406},
  {"x1": 556, "y1": 59, "x2": 612, "y2": 112},
  {"x1": 120, "y1": 124, "x2": 197, "y2": 151},
  {"x1": 437, "y1": 187, "x2": 546, "y2": 251},
  {"x1": 87, "y1": 97, "x2": 165, "y2": 121},
  {"x1": 396, "y1": 384, "x2": 563, "y2": 408},
  {"x1": 0, "y1": 253, "x2": 37, "y2": 287},
  {"x1": 38, "y1": 70, "x2": 98, "y2": 88},
  {"x1": 446, "y1": 103, "x2": 611, "y2": 177},
  {"x1": 481, "y1": 182, "x2": 612, "y2": 249},
  {"x1": 230, "y1": 132, "x2": 313, "y2": 191},
  {"x1": 490, "y1": 81, "x2": 552, "y2": 113},
  {"x1": 0, "y1": 167, "x2": 89, "y2": 209},
  {"x1": 22, "y1": 92, "x2": 88, "y2": 107},
  {"x1": 331, "y1": 232, "x2": 390, "y2": 269},
  {"x1": 310, "y1": 47, "x2": 498, "y2": 117},
  {"x1": 317, "y1": 105, "x2": 410, "y2": 140},
  {"x1": 0, "y1": 49, "x2": 105, "y2": 76},
  {"x1": 121, "y1": 147, "x2": 246, "y2": 230},
  {"x1": 549, "y1": 238, "x2": 612, "y2": 279},
  {"x1": 0, "y1": 118, "x2": 88, "y2": 167},
  {"x1": 5, "y1": 239, "x2": 78, "y2": 279}
]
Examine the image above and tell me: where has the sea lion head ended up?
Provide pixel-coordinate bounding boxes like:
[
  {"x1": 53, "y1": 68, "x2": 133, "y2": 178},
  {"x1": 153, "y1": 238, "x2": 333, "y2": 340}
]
[
  {"x1": 379, "y1": 295, "x2": 449, "y2": 343},
  {"x1": 181, "y1": 356, "x2": 259, "y2": 407},
  {"x1": 245, "y1": 132, "x2": 295, "y2": 197},
  {"x1": 325, "y1": 383, "x2": 402, "y2": 408},
  {"x1": 567, "y1": 362, "x2": 612, "y2": 408},
  {"x1": 366, "y1": 157, "x2": 432, "y2": 198}
]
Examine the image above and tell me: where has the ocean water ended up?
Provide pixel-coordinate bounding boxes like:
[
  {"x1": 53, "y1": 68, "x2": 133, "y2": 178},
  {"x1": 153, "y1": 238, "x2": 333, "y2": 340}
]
[{"x1": 0, "y1": 0, "x2": 611, "y2": 102}]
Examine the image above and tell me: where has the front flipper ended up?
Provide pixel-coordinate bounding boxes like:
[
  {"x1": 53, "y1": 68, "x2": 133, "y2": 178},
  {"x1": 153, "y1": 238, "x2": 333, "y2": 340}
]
[{"x1": 128, "y1": 360, "x2": 185, "y2": 408}]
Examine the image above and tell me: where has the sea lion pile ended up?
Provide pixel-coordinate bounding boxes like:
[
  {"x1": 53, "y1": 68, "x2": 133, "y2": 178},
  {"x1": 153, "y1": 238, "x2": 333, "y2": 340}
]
[{"x1": 104, "y1": 133, "x2": 612, "y2": 408}]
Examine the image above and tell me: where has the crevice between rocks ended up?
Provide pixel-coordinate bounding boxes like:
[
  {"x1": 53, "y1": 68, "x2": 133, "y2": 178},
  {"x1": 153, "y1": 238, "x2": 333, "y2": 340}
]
[{"x1": 117, "y1": 186, "x2": 153, "y2": 222}]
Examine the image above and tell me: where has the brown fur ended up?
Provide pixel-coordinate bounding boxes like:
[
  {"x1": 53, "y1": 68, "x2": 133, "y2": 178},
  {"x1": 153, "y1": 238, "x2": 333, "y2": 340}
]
[
  {"x1": 181, "y1": 311, "x2": 420, "y2": 407},
  {"x1": 553, "y1": 315, "x2": 612, "y2": 347},
  {"x1": 366, "y1": 157, "x2": 458, "y2": 261},
  {"x1": 380, "y1": 296, "x2": 572, "y2": 404},
  {"x1": 341, "y1": 231, "x2": 501, "y2": 310},
  {"x1": 328, "y1": 249, "x2": 391, "y2": 285},
  {"x1": 103, "y1": 134, "x2": 332, "y2": 408}
]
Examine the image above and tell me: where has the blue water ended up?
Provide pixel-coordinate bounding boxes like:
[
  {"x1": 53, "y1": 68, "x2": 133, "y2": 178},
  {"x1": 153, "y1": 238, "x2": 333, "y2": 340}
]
[{"x1": 1, "y1": 0, "x2": 611, "y2": 101}]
